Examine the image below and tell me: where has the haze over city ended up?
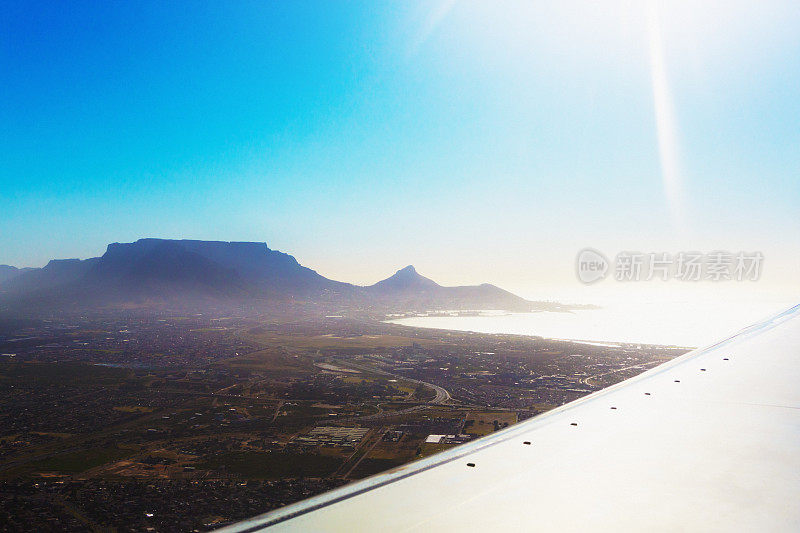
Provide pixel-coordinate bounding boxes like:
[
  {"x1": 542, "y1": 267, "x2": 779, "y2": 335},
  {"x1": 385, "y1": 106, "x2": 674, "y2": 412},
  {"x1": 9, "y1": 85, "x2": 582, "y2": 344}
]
[{"x1": 3, "y1": 2, "x2": 800, "y2": 531}]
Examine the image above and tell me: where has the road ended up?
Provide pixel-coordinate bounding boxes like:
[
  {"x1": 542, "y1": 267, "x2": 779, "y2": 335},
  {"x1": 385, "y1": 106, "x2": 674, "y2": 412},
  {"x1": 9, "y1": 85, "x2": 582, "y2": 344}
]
[
  {"x1": 329, "y1": 360, "x2": 452, "y2": 423},
  {"x1": 579, "y1": 361, "x2": 663, "y2": 387},
  {"x1": 341, "y1": 361, "x2": 451, "y2": 404}
]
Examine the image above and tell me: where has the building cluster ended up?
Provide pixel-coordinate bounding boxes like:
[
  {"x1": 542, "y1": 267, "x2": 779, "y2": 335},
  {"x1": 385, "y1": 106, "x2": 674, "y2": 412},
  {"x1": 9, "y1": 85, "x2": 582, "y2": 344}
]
[
  {"x1": 424, "y1": 434, "x2": 472, "y2": 445},
  {"x1": 294, "y1": 426, "x2": 369, "y2": 447}
]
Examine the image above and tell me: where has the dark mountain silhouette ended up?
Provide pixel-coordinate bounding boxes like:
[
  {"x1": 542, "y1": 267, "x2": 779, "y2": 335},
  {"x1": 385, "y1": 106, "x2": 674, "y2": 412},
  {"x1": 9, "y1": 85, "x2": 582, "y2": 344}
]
[
  {"x1": 2, "y1": 259, "x2": 99, "y2": 294},
  {"x1": 367, "y1": 265, "x2": 533, "y2": 311},
  {"x1": 167, "y1": 239, "x2": 354, "y2": 296},
  {"x1": 369, "y1": 265, "x2": 440, "y2": 293},
  {"x1": 0, "y1": 238, "x2": 549, "y2": 313},
  {"x1": 0, "y1": 265, "x2": 22, "y2": 285},
  {"x1": 85, "y1": 240, "x2": 246, "y2": 301}
]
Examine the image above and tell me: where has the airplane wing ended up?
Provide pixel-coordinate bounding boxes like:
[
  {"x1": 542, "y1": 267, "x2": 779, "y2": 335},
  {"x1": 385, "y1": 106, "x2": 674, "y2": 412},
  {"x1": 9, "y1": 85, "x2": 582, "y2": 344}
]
[{"x1": 220, "y1": 304, "x2": 800, "y2": 532}]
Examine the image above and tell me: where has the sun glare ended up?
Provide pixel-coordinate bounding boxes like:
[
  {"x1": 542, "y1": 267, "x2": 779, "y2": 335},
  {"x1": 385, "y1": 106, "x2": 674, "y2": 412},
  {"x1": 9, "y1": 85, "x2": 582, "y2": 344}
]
[{"x1": 646, "y1": 0, "x2": 685, "y2": 233}]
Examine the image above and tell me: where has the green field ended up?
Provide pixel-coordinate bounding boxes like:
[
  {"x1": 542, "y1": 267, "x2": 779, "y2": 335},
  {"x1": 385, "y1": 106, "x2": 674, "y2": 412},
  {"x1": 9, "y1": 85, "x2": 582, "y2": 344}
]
[
  {"x1": 0, "y1": 361, "x2": 132, "y2": 384},
  {"x1": 349, "y1": 458, "x2": 405, "y2": 478},
  {"x1": 199, "y1": 451, "x2": 342, "y2": 479},
  {"x1": 9, "y1": 446, "x2": 135, "y2": 476}
]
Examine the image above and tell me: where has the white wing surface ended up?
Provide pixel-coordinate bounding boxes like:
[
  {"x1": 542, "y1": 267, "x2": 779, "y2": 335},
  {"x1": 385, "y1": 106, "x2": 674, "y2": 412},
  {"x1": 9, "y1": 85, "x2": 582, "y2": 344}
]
[{"x1": 221, "y1": 305, "x2": 800, "y2": 532}]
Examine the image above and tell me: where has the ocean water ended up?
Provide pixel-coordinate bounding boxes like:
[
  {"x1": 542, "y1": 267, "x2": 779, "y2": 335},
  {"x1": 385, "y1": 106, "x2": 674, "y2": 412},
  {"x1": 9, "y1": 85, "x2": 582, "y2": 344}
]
[{"x1": 386, "y1": 297, "x2": 796, "y2": 348}]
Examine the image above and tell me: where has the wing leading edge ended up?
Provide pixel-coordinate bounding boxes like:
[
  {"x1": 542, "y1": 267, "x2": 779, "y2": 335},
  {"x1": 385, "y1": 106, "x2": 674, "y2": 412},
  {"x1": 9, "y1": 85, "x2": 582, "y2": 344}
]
[{"x1": 220, "y1": 304, "x2": 800, "y2": 532}]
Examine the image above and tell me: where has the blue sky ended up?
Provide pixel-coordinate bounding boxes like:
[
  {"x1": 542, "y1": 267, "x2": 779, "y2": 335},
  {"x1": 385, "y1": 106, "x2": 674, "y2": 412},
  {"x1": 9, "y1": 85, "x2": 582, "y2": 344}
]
[{"x1": 2, "y1": 1, "x2": 799, "y2": 294}]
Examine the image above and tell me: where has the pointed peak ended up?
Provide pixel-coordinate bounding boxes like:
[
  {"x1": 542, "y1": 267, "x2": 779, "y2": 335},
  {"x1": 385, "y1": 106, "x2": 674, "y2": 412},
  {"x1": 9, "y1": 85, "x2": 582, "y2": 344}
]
[{"x1": 371, "y1": 264, "x2": 439, "y2": 291}]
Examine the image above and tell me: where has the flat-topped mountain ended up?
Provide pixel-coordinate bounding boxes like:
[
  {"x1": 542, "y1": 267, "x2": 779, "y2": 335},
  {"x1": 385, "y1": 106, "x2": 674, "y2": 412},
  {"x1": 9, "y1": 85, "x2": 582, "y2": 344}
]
[
  {"x1": 93, "y1": 239, "x2": 351, "y2": 296},
  {"x1": 0, "y1": 238, "x2": 552, "y2": 313}
]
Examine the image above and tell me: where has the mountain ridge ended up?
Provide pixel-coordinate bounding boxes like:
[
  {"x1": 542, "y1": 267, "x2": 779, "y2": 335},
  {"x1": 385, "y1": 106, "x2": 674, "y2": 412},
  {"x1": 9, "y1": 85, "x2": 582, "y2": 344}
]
[{"x1": 0, "y1": 238, "x2": 561, "y2": 313}]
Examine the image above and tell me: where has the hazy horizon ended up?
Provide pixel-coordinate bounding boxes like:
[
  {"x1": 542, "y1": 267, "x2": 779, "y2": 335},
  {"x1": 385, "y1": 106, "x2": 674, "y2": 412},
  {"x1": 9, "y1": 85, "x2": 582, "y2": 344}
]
[
  {"x1": 2, "y1": 4, "x2": 799, "y2": 528},
  {"x1": 3, "y1": 1, "x2": 799, "y2": 300},
  {"x1": 2, "y1": 236, "x2": 797, "y2": 307}
]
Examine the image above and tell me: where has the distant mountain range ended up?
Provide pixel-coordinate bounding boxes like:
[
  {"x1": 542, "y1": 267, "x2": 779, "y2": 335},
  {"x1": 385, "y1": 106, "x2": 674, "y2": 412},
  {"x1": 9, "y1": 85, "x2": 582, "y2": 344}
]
[{"x1": 0, "y1": 239, "x2": 575, "y2": 314}]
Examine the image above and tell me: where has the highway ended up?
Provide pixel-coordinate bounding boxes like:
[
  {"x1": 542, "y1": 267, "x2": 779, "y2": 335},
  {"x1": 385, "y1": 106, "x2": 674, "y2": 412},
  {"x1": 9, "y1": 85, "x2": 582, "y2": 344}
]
[
  {"x1": 330, "y1": 360, "x2": 452, "y2": 423},
  {"x1": 342, "y1": 361, "x2": 451, "y2": 404}
]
